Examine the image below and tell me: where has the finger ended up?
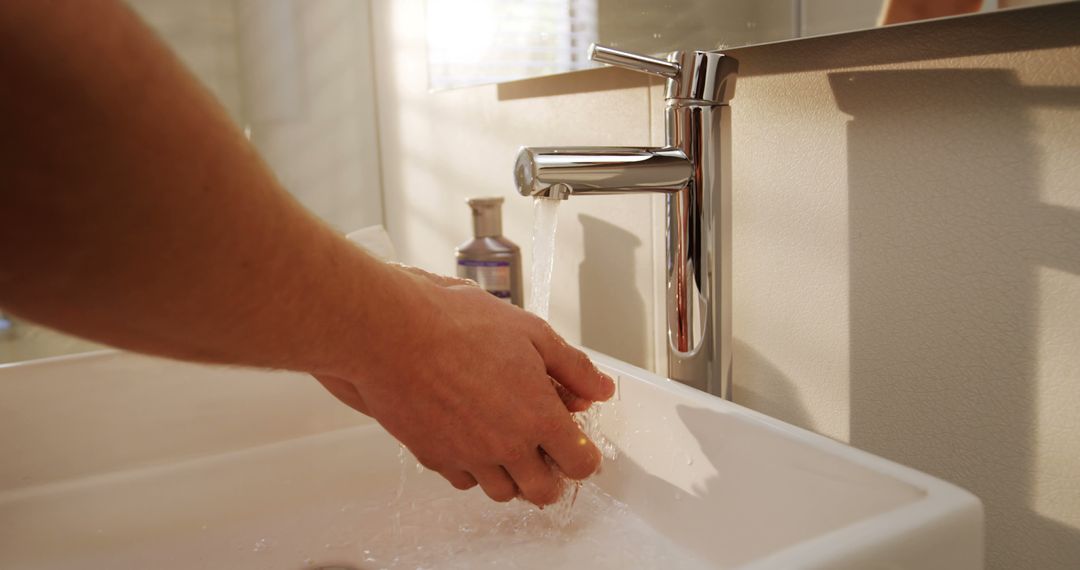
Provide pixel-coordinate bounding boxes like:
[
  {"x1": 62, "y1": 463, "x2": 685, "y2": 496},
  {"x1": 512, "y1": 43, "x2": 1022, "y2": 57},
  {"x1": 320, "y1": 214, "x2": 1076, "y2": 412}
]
[
  {"x1": 553, "y1": 380, "x2": 592, "y2": 413},
  {"x1": 471, "y1": 466, "x2": 518, "y2": 503},
  {"x1": 504, "y1": 448, "x2": 563, "y2": 506},
  {"x1": 529, "y1": 322, "x2": 615, "y2": 402},
  {"x1": 312, "y1": 374, "x2": 371, "y2": 416},
  {"x1": 539, "y1": 416, "x2": 602, "y2": 481},
  {"x1": 440, "y1": 469, "x2": 478, "y2": 491}
]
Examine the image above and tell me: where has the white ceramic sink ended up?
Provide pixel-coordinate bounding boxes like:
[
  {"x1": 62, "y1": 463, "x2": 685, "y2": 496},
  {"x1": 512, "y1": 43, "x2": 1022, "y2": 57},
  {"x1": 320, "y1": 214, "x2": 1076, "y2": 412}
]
[{"x1": 0, "y1": 350, "x2": 982, "y2": 569}]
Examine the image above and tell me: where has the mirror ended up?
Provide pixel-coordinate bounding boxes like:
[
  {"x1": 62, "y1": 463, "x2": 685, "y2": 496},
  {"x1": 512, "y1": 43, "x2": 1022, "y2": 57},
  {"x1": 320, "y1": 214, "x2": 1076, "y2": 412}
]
[{"x1": 427, "y1": 0, "x2": 1069, "y2": 90}]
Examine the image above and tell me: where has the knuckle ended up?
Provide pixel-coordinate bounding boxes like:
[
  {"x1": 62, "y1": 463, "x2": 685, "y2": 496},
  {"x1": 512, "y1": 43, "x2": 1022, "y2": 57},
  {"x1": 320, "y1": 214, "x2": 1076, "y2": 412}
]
[
  {"x1": 497, "y1": 443, "x2": 526, "y2": 465},
  {"x1": 523, "y1": 310, "x2": 547, "y2": 328},
  {"x1": 545, "y1": 326, "x2": 566, "y2": 348},
  {"x1": 573, "y1": 349, "x2": 593, "y2": 371},
  {"x1": 527, "y1": 315, "x2": 557, "y2": 340},
  {"x1": 417, "y1": 456, "x2": 444, "y2": 472},
  {"x1": 536, "y1": 415, "x2": 564, "y2": 439},
  {"x1": 563, "y1": 447, "x2": 601, "y2": 480},
  {"x1": 531, "y1": 480, "x2": 562, "y2": 506},
  {"x1": 465, "y1": 285, "x2": 494, "y2": 301},
  {"x1": 513, "y1": 470, "x2": 556, "y2": 506},
  {"x1": 450, "y1": 477, "x2": 477, "y2": 491},
  {"x1": 484, "y1": 485, "x2": 516, "y2": 503}
]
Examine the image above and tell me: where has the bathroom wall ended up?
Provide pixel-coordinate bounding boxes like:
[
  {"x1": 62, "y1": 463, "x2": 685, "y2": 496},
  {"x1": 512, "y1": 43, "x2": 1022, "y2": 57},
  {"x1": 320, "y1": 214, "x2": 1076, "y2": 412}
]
[
  {"x1": 725, "y1": 7, "x2": 1080, "y2": 567},
  {"x1": 131, "y1": 0, "x2": 383, "y2": 233},
  {"x1": 127, "y1": 0, "x2": 244, "y2": 119},
  {"x1": 371, "y1": 0, "x2": 661, "y2": 371},
  {"x1": 232, "y1": 0, "x2": 383, "y2": 233},
  {"x1": 372, "y1": 1, "x2": 1080, "y2": 568}
]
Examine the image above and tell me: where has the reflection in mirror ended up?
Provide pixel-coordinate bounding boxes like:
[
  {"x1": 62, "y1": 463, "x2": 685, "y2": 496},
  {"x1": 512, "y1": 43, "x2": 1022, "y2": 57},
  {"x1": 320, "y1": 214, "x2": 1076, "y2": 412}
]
[{"x1": 426, "y1": 0, "x2": 1069, "y2": 90}]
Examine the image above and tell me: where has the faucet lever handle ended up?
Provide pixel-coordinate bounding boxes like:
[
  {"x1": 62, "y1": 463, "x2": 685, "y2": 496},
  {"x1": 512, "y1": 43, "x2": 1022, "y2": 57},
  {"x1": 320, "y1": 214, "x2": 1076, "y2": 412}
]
[{"x1": 588, "y1": 44, "x2": 680, "y2": 79}]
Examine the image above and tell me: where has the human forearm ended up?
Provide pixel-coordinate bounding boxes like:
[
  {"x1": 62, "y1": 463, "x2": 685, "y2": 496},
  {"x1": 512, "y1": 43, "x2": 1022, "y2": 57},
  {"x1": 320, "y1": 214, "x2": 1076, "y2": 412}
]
[
  {"x1": 0, "y1": 0, "x2": 415, "y2": 377},
  {"x1": 0, "y1": 0, "x2": 617, "y2": 507}
]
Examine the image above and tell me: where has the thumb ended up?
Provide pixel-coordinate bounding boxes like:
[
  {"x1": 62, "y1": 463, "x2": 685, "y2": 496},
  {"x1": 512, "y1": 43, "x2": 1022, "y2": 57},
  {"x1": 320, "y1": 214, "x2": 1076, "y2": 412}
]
[{"x1": 529, "y1": 321, "x2": 615, "y2": 403}]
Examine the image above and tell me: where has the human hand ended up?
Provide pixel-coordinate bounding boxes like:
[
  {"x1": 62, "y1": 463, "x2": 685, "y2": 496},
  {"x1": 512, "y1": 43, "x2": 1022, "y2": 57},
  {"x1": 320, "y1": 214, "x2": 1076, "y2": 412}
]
[
  {"x1": 315, "y1": 268, "x2": 615, "y2": 506},
  {"x1": 387, "y1": 262, "x2": 477, "y2": 288},
  {"x1": 339, "y1": 263, "x2": 596, "y2": 413}
]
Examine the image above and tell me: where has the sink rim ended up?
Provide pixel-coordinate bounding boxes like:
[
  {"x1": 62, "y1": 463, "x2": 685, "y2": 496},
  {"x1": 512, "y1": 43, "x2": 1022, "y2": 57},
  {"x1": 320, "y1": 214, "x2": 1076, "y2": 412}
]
[
  {"x1": 0, "y1": 348, "x2": 983, "y2": 569},
  {"x1": 585, "y1": 349, "x2": 984, "y2": 569}
]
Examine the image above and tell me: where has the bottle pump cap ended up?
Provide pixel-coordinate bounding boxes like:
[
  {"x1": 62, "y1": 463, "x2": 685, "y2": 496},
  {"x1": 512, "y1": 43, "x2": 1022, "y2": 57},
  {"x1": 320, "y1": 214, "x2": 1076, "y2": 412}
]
[{"x1": 467, "y1": 197, "x2": 504, "y2": 238}]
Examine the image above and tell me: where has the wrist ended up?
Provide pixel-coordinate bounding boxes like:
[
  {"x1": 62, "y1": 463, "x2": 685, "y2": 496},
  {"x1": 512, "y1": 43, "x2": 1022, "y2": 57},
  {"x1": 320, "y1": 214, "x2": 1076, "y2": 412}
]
[{"x1": 321, "y1": 253, "x2": 444, "y2": 383}]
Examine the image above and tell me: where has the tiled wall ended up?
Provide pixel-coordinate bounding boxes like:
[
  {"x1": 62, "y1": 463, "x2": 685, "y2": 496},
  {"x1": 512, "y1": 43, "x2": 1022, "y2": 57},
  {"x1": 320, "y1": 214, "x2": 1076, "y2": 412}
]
[
  {"x1": 233, "y1": 0, "x2": 383, "y2": 233},
  {"x1": 130, "y1": 0, "x2": 383, "y2": 233}
]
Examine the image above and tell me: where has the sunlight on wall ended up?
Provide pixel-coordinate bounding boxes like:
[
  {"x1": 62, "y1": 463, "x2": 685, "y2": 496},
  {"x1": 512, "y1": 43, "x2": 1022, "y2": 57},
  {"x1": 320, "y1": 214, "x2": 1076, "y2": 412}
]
[
  {"x1": 1035, "y1": 266, "x2": 1080, "y2": 530},
  {"x1": 427, "y1": 0, "x2": 598, "y2": 89}
]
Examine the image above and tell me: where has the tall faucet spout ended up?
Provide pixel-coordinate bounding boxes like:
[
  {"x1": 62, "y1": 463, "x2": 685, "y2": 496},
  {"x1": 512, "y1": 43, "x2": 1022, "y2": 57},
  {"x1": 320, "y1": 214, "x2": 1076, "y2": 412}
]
[
  {"x1": 514, "y1": 147, "x2": 691, "y2": 199},
  {"x1": 513, "y1": 44, "x2": 736, "y2": 398}
]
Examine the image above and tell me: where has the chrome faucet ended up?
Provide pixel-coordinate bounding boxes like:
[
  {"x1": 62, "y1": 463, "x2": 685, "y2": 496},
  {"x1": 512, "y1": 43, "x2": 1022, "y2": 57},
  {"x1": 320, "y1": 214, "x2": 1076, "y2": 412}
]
[{"x1": 514, "y1": 44, "x2": 737, "y2": 398}]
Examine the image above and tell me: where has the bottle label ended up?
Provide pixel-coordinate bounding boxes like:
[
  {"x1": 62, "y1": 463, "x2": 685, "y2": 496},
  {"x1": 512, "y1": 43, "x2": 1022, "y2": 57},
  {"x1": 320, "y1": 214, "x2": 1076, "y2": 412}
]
[{"x1": 457, "y1": 259, "x2": 513, "y2": 302}]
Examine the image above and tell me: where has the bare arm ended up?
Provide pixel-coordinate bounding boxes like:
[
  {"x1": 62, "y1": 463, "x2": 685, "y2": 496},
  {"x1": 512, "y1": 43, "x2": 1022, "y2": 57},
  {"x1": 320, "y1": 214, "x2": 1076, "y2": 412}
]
[
  {"x1": 880, "y1": 0, "x2": 983, "y2": 25},
  {"x1": 0, "y1": 0, "x2": 613, "y2": 506}
]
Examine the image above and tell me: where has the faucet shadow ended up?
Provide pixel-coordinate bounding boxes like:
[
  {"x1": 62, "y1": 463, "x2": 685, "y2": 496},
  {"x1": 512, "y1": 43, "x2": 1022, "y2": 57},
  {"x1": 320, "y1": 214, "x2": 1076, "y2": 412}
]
[
  {"x1": 577, "y1": 214, "x2": 650, "y2": 369},
  {"x1": 596, "y1": 401, "x2": 922, "y2": 567},
  {"x1": 832, "y1": 69, "x2": 1080, "y2": 568},
  {"x1": 731, "y1": 339, "x2": 815, "y2": 433}
]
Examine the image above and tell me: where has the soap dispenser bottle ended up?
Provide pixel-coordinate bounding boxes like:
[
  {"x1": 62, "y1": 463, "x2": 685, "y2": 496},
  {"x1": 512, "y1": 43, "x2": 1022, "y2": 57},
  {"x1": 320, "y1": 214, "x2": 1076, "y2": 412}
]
[{"x1": 456, "y1": 197, "x2": 523, "y2": 307}]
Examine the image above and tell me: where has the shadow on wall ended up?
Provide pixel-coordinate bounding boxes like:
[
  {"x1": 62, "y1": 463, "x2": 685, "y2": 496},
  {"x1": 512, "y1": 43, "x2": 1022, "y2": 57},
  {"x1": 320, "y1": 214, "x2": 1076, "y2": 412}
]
[
  {"x1": 597, "y1": 402, "x2": 926, "y2": 567},
  {"x1": 832, "y1": 69, "x2": 1080, "y2": 568},
  {"x1": 732, "y1": 339, "x2": 816, "y2": 433},
  {"x1": 577, "y1": 214, "x2": 649, "y2": 369}
]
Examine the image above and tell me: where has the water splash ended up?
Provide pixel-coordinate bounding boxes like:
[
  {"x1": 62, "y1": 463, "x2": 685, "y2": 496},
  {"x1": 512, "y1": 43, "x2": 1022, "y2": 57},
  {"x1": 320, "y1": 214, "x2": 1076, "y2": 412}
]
[{"x1": 354, "y1": 480, "x2": 712, "y2": 570}]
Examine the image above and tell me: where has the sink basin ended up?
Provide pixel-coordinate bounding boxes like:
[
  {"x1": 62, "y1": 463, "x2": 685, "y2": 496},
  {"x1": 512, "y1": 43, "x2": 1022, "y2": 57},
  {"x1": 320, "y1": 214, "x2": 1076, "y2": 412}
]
[{"x1": 0, "y1": 350, "x2": 982, "y2": 569}]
